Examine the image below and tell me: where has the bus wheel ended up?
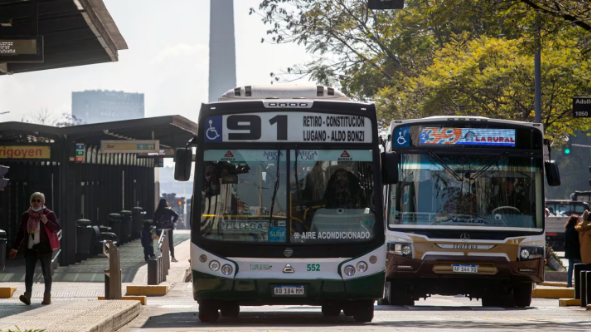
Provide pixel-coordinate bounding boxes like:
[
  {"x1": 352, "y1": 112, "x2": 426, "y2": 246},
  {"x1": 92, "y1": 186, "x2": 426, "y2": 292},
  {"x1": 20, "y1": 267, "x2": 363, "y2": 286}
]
[
  {"x1": 377, "y1": 282, "x2": 390, "y2": 305},
  {"x1": 352, "y1": 300, "x2": 374, "y2": 323},
  {"x1": 343, "y1": 307, "x2": 355, "y2": 317},
  {"x1": 220, "y1": 303, "x2": 240, "y2": 317},
  {"x1": 513, "y1": 283, "x2": 532, "y2": 307},
  {"x1": 198, "y1": 303, "x2": 220, "y2": 323},
  {"x1": 321, "y1": 304, "x2": 341, "y2": 316}
]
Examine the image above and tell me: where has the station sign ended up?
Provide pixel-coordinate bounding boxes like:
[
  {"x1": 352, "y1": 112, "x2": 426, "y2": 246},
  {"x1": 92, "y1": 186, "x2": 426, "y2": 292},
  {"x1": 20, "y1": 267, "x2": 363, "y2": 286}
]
[
  {"x1": 204, "y1": 112, "x2": 372, "y2": 143},
  {"x1": 75, "y1": 143, "x2": 85, "y2": 163},
  {"x1": 573, "y1": 97, "x2": 591, "y2": 118},
  {"x1": 0, "y1": 146, "x2": 50, "y2": 160},
  {"x1": 100, "y1": 140, "x2": 160, "y2": 153}
]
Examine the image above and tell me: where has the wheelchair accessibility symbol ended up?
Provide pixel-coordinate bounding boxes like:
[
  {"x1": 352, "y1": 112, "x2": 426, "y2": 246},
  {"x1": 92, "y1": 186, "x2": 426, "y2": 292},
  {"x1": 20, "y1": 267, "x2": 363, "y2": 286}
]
[
  {"x1": 205, "y1": 116, "x2": 222, "y2": 142},
  {"x1": 394, "y1": 126, "x2": 410, "y2": 147}
]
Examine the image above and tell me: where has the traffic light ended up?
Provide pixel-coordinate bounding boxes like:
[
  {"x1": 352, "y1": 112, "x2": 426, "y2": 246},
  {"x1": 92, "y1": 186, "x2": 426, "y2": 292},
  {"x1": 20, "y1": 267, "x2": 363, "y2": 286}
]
[
  {"x1": 0, "y1": 165, "x2": 9, "y2": 191},
  {"x1": 368, "y1": 0, "x2": 405, "y2": 10},
  {"x1": 565, "y1": 139, "x2": 572, "y2": 154}
]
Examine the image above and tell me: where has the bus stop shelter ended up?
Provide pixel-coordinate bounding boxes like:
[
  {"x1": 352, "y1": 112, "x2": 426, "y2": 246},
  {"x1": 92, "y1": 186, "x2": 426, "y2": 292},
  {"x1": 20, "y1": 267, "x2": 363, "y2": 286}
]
[{"x1": 0, "y1": 115, "x2": 197, "y2": 266}]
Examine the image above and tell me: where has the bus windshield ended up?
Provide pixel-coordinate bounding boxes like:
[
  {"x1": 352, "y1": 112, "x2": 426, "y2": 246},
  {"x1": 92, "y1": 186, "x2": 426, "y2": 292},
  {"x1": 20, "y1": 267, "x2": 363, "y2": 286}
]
[
  {"x1": 199, "y1": 149, "x2": 378, "y2": 243},
  {"x1": 290, "y1": 149, "x2": 376, "y2": 243},
  {"x1": 201, "y1": 149, "x2": 288, "y2": 242},
  {"x1": 388, "y1": 153, "x2": 544, "y2": 231}
]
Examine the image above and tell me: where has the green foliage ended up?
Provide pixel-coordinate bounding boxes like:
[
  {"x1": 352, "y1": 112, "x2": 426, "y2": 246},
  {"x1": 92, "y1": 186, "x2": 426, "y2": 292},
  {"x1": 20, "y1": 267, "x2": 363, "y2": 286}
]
[{"x1": 254, "y1": 0, "x2": 591, "y2": 140}]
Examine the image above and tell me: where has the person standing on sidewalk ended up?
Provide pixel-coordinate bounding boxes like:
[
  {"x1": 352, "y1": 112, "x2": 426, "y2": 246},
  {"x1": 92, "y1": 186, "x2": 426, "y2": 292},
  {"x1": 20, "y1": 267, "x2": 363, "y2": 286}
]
[
  {"x1": 576, "y1": 210, "x2": 591, "y2": 265},
  {"x1": 8, "y1": 192, "x2": 61, "y2": 305},
  {"x1": 141, "y1": 221, "x2": 157, "y2": 262},
  {"x1": 564, "y1": 214, "x2": 582, "y2": 287},
  {"x1": 154, "y1": 199, "x2": 179, "y2": 262}
]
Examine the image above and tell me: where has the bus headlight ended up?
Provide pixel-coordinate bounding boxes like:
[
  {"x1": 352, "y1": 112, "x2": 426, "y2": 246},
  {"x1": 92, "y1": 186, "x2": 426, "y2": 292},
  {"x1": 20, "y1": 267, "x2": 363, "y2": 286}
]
[
  {"x1": 369, "y1": 255, "x2": 378, "y2": 264},
  {"x1": 221, "y1": 264, "x2": 233, "y2": 275},
  {"x1": 199, "y1": 254, "x2": 207, "y2": 263},
  {"x1": 519, "y1": 247, "x2": 544, "y2": 261},
  {"x1": 357, "y1": 261, "x2": 368, "y2": 273},
  {"x1": 388, "y1": 242, "x2": 413, "y2": 257},
  {"x1": 344, "y1": 265, "x2": 356, "y2": 276},
  {"x1": 209, "y1": 260, "x2": 220, "y2": 271}
]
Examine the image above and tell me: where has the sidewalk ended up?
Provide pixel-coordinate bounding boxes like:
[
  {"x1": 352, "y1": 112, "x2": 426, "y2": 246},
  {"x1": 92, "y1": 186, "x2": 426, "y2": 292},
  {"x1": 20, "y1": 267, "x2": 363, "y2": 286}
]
[{"x1": 0, "y1": 230, "x2": 191, "y2": 332}]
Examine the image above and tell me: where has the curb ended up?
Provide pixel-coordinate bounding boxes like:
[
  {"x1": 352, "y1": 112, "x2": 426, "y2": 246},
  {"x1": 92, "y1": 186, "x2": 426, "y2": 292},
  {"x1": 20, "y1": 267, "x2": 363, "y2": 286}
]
[
  {"x1": 84, "y1": 301, "x2": 141, "y2": 332},
  {"x1": 126, "y1": 285, "x2": 169, "y2": 296},
  {"x1": 532, "y1": 288, "x2": 574, "y2": 299},
  {"x1": 558, "y1": 298, "x2": 580, "y2": 306},
  {"x1": 540, "y1": 281, "x2": 568, "y2": 287},
  {"x1": 0, "y1": 287, "x2": 16, "y2": 298},
  {"x1": 99, "y1": 296, "x2": 147, "y2": 305}
]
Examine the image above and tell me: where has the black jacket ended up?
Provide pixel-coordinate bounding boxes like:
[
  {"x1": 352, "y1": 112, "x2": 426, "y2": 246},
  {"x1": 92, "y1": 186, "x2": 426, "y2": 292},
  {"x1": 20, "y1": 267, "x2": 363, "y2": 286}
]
[{"x1": 565, "y1": 225, "x2": 582, "y2": 260}]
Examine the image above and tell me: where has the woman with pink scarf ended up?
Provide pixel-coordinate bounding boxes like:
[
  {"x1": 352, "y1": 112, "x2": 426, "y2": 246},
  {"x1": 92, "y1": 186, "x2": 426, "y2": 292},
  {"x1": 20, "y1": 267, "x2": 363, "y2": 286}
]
[{"x1": 8, "y1": 192, "x2": 61, "y2": 305}]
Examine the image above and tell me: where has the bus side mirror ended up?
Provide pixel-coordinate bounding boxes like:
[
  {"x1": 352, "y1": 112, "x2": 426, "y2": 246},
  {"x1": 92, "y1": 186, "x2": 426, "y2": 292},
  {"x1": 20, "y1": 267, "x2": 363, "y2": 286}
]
[
  {"x1": 381, "y1": 152, "x2": 399, "y2": 184},
  {"x1": 174, "y1": 148, "x2": 192, "y2": 181},
  {"x1": 544, "y1": 161, "x2": 560, "y2": 186}
]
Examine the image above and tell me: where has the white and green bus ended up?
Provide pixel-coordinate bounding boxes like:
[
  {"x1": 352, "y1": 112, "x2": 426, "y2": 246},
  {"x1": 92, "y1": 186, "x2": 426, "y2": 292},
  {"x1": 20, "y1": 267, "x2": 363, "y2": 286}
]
[{"x1": 174, "y1": 85, "x2": 388, "y2": 322}]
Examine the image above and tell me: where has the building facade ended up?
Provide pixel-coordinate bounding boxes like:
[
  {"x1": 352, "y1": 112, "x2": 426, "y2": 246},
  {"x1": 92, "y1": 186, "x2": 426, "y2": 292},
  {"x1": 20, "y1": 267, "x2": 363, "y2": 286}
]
[{"x1": 72, "y1": 90, "x2": 145, "y2": 124}]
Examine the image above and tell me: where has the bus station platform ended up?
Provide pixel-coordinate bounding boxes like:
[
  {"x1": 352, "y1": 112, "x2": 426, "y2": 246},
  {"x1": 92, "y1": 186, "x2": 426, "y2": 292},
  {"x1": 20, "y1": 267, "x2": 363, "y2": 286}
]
[{"x1": 0, "y1": 230, "x2": 191, "y2": 332}]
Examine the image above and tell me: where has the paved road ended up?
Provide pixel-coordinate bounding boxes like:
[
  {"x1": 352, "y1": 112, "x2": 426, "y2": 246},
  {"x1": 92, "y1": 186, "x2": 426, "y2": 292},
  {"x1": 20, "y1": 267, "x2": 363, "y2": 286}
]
[{"x1": 120, "y1": 282, "x2": 591, "y2": 332}]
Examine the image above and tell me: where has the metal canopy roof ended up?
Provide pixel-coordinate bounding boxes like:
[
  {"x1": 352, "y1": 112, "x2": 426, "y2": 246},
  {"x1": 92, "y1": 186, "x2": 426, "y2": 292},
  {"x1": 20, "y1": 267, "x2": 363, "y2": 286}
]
[
  {"x1": 0, "y1": 115, "x2": 198, "y2": 149},
  {"x1": 0, "y1": 0, "x2": 127, "y2": 75}
]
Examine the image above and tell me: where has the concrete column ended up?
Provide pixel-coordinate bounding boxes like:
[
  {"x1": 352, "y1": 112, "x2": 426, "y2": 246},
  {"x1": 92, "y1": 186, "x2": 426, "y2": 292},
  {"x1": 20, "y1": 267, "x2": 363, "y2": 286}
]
[{"x1": 208, "y1": 0, "x2": 237, "y2": 102}]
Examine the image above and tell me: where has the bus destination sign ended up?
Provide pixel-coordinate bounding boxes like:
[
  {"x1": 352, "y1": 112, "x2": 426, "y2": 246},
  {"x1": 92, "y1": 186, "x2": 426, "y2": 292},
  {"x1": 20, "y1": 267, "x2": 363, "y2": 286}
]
[
  {"x1": 204, "y1": 112, "x2": 372, "y2": 143},
  {"x1": 418, "y1": 127, "x2": 516, "y2": 147},
  {"x1": 573, "y1": 97, "x2": 591, "y2": 118}
]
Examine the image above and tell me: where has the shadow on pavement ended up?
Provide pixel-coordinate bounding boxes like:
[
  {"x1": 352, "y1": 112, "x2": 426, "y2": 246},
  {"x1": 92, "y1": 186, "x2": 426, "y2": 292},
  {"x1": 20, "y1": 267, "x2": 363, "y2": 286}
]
[{"x1": 139, "y1": 311, "x2": 591, "y2": 330}]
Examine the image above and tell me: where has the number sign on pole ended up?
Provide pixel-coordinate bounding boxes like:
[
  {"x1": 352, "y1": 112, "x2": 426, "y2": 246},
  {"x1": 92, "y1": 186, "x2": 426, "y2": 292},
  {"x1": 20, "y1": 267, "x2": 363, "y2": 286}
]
[{"x1": 573, "y1": 97, "x2": 591, "y2": 118}]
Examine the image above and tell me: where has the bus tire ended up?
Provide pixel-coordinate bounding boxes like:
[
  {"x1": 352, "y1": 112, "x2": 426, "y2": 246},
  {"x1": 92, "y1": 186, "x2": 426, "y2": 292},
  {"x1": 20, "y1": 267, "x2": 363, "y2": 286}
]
[
  {"x1": 321, "y1": 304, "x2": 341, "y2": 316},
  {"x1": 220, "y1": 303, "x2": 240, "y2": 317},
  {"x1": 378, "y1": 282, "x2": 390, "y2": 305},
  {"x1": 343, "y1": 307, "x2": 355, "y2": 316},
  {"x1": 353, "y1": 300, "x2": 374, "y2": 323},
  {"x1": 388, "y1": 283, "x2": 414, "y2": 306},
  {"x1": 513, "y1": 283, "x2": 532, "y2": 307},
  {"x1": 198, "y1": 303, "x2": 220, "y2": 323}
]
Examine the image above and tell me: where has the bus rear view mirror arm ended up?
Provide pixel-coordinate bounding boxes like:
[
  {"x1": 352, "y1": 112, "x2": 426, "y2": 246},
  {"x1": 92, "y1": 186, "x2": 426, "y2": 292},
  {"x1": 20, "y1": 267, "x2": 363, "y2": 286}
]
[
  {"x1": 382, "y1": 151, "x2": 399, "y2": 185},
  {"x1": 544, "y1": 161, "x2": 560, "y2": 187},
  {"x1": 174, "y1": 148, "x2": 192, "y2": 181}
]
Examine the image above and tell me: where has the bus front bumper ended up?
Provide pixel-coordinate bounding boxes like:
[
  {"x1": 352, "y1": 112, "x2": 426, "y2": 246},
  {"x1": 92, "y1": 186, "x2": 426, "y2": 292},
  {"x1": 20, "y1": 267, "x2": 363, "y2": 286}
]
[{"x1": 192, "y1": 270, "x2": 385, "y2": 305}]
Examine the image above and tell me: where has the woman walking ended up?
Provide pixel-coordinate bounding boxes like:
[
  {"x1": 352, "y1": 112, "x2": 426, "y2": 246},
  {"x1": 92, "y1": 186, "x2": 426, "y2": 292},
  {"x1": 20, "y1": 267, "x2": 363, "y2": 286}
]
[
  {"x1": 154, "y1": 199, "x2": 179, "y2": 262},
  {"x1": 8, "y1": 192, "x2": 61, "y2": 305},
  {"x1": 564, "y1": 214, "x2": 581, "y2": 287}
]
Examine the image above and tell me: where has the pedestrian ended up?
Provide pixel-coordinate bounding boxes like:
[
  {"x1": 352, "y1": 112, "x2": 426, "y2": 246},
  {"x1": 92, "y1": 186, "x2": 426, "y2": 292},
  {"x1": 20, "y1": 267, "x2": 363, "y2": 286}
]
[
  {"x1": 564, "y1": 214, "x2": 582, "y2": 287},
  {"x1": 154, "y1": 199, "x2": 179, "y2": 262},
  {"x1": 141, "y1": 221, "x2": 156, "y2": 262},
  {"x1": 8, "y1": 192, "x2": 61, "y2": 305},
  {"x1": 576, "y1": 210, "x2": 591, "y2": 265}
]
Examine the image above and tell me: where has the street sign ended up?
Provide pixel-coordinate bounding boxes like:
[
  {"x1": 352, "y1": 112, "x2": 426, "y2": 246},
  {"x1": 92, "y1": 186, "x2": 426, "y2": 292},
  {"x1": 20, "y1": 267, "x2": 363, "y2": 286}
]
[
  {"x1": 75, "y1": 142, "x2": 85, "y2": 163},
  {"x1": 0, "y1": 146, "x2": 50, "y2": 160},
  {"x1": 573, "y1": 97, "x2": 591, "y2": 118},
  {"x1": 100, "y1": 140, "x2": 160, "y2": 154}
]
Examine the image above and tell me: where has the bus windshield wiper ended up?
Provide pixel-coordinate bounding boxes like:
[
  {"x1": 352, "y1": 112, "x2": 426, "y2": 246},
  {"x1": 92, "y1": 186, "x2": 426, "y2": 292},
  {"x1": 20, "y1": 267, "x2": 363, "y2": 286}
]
[
  {"x1": 268, "y1": 148, "x2": 281, "y2": 224},
  {"x1": 427, "y1": 150, "x2": 463, "y2": 182}
]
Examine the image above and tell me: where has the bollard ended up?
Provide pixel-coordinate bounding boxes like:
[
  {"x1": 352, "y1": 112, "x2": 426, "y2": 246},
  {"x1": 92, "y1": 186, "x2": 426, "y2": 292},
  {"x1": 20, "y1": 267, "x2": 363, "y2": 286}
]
[
  {"x1": 574, "y1": 264, "x2": 591, "y2": 300},
  {"x1": 103, "y1": 240, "x2": 122, "y2": 300},
  {"x1": 581, "y1": 271, "x2": 589, "y2": 307},
  {"x1": 586, "y1": 271, "x2": 591, "y2": 308},
  {"x1": 147, "y1": 255, "x2": 160, "y2": 285},
  {"x1": 158, "y1": 229, "x2": 171, "y2": 276}
]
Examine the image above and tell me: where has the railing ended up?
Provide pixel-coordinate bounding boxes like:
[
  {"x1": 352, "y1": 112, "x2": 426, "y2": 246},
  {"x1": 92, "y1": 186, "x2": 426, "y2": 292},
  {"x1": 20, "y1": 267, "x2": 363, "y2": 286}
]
[{"x1": 148, "y1": 229, "x2": 170, "y2": 285}]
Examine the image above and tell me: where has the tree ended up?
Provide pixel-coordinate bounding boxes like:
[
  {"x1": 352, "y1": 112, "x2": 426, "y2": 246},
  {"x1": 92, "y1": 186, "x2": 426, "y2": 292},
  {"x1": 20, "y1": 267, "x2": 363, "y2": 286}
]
[
  {"x1": 378, "y1": 35, "x2": 591, "y2": 142},
  {"x1": 254, "y1": 0, "x2": 591, "y2": 141},
  {"x1": 22, "y1": 109, "x2": 83, "y2": 127}
]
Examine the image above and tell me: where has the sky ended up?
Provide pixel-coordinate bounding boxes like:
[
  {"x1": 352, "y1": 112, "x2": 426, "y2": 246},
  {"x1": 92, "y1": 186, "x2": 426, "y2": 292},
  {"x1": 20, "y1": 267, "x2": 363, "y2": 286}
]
[{"x1": 0, "y1": 0, "x2": 312, "y2": 123}]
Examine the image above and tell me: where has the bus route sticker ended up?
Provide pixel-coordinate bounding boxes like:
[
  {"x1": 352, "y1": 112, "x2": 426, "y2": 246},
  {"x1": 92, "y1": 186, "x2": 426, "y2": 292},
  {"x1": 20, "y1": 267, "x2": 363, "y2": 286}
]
[{"x1": 268, "y1": 226, "x2": 286, "y2": 242}]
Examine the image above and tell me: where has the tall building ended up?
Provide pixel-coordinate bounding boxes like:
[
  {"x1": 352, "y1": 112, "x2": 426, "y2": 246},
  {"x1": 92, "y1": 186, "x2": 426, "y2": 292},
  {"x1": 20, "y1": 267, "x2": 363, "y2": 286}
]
[
  {"x1": 72, "y1": 90, "x2": 145, "y2": 124},
  {"x1": 208, "y1": 0, "x2": 236, "y2": 102}
]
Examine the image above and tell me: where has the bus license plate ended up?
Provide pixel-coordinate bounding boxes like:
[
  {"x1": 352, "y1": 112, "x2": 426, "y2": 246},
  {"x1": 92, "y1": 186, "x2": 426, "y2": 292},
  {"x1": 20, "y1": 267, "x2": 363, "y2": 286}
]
[
  {"x1": 274, "y1": 286, "x2": 305, "y2": 296},
  {"x1": 452, "y1": 264, "x2": 478, "y2": 273}
]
